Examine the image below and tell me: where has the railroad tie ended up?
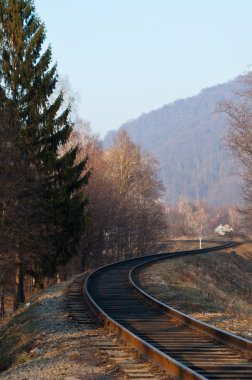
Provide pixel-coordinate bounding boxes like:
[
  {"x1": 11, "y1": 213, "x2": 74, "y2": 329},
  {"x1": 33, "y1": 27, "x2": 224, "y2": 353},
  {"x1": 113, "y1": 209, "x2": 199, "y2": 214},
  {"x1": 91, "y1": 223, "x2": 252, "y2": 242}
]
[{"x1": 67, "y1": 276, "x2": 168, "y2": 380}]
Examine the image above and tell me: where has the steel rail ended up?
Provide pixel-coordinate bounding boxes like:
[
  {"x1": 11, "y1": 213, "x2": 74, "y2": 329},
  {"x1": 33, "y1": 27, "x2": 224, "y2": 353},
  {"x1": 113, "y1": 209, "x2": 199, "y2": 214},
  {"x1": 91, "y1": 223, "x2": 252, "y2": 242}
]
[
  {"x1": 84, "y1": 242, "x2": 252, "y2": 379},
  {"x1": 129, "y1": 252, "x2": 252, "y2": 353}
]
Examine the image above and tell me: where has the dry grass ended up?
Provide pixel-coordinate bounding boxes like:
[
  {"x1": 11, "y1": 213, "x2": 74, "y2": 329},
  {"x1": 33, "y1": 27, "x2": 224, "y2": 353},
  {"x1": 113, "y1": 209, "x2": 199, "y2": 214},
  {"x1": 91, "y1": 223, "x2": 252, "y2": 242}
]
[
  {"x1": 138, "y1": 242, "x2": 252, "y2": 340},
  {"x1": 0, "y1": 303, "x2": 39, "y2": 371},
  {"x1": 151, "y1": 239, "x2": 219, "y2": 254}
]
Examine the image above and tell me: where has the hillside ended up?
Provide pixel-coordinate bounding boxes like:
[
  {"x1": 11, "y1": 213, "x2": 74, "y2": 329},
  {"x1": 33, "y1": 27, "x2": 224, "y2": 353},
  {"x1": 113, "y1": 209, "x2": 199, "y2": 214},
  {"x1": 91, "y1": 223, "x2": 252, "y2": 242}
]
[{"x1": 104, "y1": 77, "x2": 245, "y2": 205}]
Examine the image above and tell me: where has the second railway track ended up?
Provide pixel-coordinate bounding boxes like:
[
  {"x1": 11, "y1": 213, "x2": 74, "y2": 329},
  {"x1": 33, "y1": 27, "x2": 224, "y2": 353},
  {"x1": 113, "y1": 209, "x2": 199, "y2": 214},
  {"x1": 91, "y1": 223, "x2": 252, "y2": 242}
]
[{"x1": 84, "y1": 243, "x2": 252, "y2": 380}]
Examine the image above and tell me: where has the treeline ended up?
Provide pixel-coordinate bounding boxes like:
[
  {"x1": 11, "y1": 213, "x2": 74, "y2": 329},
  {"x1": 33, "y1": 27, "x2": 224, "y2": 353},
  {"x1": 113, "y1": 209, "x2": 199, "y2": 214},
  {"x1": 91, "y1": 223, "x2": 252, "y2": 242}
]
[
  {"x1": 0, "y1": 1, "x2": 167, "y2": 317},
  {"x1": 0, "y1": 0, "x2": 90, "y2": 313},
  {"x1": 166, "y1": 197, "x2": 242, "y2": 239},
  {"x1": 0, "y1": 117, "x2": 167, "y2": 316}
]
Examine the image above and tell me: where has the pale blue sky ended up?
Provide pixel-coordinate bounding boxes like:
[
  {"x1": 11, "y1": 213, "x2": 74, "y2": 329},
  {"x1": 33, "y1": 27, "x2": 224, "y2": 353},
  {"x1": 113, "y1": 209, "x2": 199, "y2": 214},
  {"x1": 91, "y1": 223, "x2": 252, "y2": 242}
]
[{"x1": 35, "y1": 0, "x2": 252, "y2": 137}]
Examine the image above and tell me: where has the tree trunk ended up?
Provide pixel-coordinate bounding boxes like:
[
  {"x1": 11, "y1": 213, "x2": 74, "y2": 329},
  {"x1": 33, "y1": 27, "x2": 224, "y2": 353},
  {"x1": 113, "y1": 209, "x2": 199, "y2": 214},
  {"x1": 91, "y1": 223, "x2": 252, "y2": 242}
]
[
  {"x1": 56, "y1": 267, "x2": 67, "y2": 283},
  {"x1": 0, "y1": 286, "x2": 5, "y2": 319},
  {"x1": 14, "y1": 250, "x2": 25, "y2": 310}
]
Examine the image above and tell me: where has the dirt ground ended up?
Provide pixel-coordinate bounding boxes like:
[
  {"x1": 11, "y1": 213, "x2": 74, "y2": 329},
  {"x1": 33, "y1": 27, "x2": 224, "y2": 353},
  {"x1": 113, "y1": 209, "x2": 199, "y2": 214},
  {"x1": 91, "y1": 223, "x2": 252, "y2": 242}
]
[{"x1": 138, "y1": 242, "x2": 252, "y2": 340}]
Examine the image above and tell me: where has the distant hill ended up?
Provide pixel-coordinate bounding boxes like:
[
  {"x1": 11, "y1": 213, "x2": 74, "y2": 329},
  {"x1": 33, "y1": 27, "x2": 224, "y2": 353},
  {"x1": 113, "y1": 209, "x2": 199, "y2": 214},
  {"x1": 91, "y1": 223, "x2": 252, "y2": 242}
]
[{"x1": 104, "y1": 77, "x2": 245, "y2": 206}]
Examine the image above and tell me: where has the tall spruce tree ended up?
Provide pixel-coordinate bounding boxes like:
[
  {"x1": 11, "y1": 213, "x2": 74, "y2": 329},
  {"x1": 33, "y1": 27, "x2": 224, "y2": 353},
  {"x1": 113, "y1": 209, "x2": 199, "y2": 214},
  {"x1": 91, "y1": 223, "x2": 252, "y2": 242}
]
[{"x1": 0, "y1": 0, "x2": 90, "y2": 307}]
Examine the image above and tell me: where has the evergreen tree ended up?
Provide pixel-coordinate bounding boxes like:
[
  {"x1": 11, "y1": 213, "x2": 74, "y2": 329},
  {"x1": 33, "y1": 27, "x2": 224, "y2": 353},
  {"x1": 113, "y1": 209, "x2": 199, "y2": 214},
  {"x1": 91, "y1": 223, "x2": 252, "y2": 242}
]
[{"x1": 0, "y1": 0, "x2": 90, "y2": 306}]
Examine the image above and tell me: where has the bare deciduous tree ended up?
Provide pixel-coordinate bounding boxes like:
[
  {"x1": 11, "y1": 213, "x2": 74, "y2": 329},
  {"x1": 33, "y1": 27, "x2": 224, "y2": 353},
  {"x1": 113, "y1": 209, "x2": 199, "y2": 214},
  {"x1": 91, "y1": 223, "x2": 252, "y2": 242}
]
[
  {"x1": 74, "y1": 128, "x2": 167, "y2": 268},
  {"x1": 175, "y1": 197, "x2": 209, "y2": 238},
  {"x1": 220, "y1": 73, "x2": 252, "y2": 233}
]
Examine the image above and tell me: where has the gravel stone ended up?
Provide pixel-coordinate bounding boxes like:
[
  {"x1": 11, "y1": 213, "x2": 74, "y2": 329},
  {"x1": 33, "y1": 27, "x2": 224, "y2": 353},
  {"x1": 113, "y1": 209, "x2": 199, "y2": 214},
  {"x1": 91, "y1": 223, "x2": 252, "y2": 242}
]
[{"x1": 0, "y1": 275, "x2": 123, "y2": 380}]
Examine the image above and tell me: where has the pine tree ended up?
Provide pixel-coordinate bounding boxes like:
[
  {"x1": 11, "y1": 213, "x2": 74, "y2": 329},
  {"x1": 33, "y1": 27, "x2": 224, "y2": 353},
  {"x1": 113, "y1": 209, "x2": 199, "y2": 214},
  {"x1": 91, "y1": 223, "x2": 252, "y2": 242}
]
[{"x1": 0, "y1": 0, "x2": 90, "y2": 306}]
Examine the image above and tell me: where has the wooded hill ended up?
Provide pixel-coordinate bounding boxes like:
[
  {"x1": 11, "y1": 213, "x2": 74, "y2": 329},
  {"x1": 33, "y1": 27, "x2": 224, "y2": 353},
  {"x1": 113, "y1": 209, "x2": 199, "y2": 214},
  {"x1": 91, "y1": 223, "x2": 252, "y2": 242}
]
[{"x1": 104, "y1": 77, "x2": 245, "y2": 206}]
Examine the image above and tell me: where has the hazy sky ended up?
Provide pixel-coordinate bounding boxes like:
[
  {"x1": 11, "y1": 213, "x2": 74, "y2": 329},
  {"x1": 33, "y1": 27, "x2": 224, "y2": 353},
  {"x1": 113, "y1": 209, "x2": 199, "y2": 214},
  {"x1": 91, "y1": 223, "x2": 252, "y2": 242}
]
[{"x1": 35, "y1": 0, "x2": 252, "y2": 137}]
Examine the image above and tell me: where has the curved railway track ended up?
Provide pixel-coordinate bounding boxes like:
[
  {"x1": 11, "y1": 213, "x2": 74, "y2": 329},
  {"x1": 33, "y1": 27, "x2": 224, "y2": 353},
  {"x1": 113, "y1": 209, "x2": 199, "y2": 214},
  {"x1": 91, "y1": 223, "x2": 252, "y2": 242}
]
[{"x1": 84, "y1": 243, "x2": 252, "y2": 379}]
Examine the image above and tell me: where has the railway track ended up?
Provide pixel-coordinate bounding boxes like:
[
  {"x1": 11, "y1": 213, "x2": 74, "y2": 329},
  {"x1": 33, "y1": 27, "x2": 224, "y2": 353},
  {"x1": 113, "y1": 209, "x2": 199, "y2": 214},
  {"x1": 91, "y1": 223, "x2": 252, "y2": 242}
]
[{"x1": 84, "y1": 243, "x2": 252, "y2": 379}]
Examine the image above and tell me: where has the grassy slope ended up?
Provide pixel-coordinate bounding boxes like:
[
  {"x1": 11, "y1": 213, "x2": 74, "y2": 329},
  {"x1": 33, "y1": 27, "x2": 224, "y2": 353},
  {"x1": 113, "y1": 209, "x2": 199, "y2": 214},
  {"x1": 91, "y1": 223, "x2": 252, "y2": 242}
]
[
  {"x1": 0, "y1": 303, "x2": 39, "y2": 371},
  {"x1": 138, "y1": 243, "x2": 252, "y2": 340}
]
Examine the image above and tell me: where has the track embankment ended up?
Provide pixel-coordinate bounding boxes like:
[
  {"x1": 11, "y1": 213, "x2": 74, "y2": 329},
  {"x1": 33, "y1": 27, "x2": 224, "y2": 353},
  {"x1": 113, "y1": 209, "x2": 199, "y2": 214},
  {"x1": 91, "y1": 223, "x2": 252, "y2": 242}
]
[{"x1": 84, "y1": 243, "x2": 252, "y2": 379}]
